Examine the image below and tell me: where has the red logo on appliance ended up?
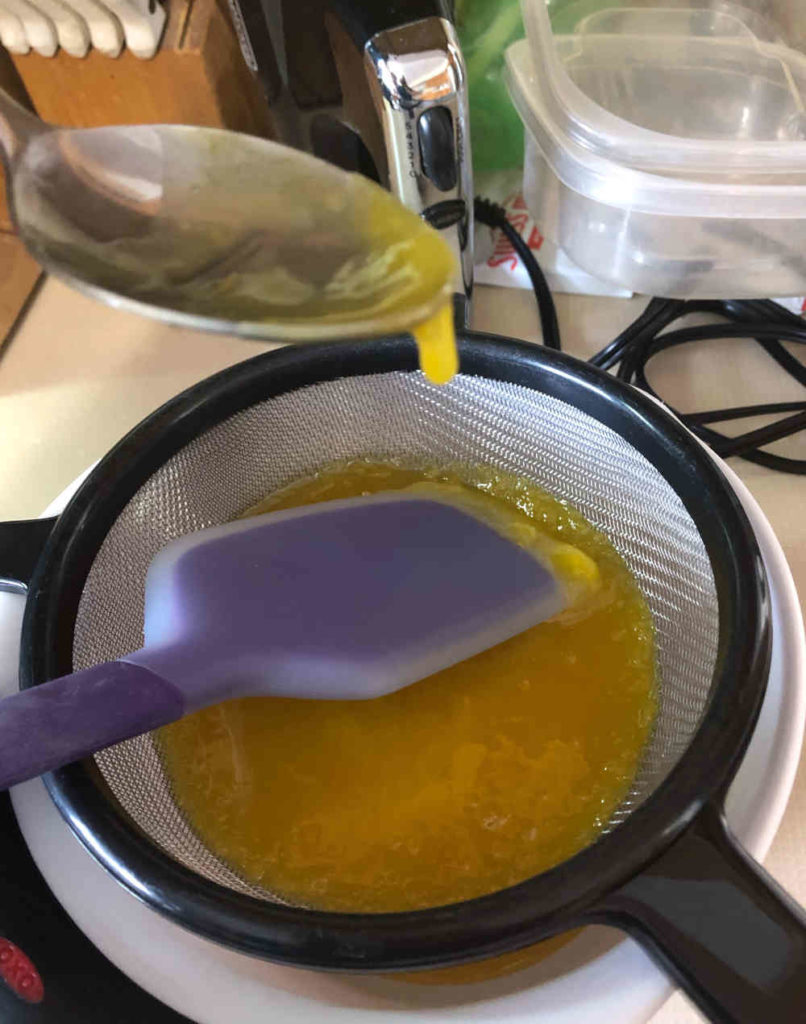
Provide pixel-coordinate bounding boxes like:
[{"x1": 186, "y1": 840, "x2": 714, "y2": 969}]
[
  {"x1": 0, "y1": 939, "x2": 44, "y2": 1004},
  {"x1": 486, "y1": 195, "x2": 545, "y2": 271}
]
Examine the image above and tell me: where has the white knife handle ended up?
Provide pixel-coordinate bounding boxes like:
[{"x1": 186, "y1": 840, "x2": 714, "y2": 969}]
[
  {"x1": 23, "y1": 0, "x2": 89, "y2": 55},
  {"x1": 60, "y1": 0, "x2": 123, "y2": 55},
  {"x1": 0, "y1": 4, "x2": 30, "y2": 51},
  {"x1": 2, "y1": 0, "x2": 56, "y2": 55},
  {"x1": 97, "y1": 0, "x2": 163, "y2": 58}
]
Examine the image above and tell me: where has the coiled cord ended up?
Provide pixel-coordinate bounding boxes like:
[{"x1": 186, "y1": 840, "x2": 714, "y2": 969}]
[{"x1": 474, "y1": 198, "x2": 806, "y2": 474}]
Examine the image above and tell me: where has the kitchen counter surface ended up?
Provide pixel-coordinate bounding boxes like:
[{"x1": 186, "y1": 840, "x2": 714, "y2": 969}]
[{"x1": 1, "y1": 278, "x2": 804, "y2": 1023}]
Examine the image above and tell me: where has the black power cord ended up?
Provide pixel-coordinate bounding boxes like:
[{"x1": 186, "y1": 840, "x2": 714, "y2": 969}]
[
  {"x1": 474, "y1": 197, "x2": 561, "y2": 352},
  {"x1": 474, "y1": 198, "x2": 806, "y2": 475}
]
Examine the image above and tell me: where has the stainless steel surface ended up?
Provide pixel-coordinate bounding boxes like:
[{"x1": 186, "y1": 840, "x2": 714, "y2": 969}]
[
  {"x1": 366, "y1": 18, "x2": 473, "y2": 300},
  {"x1": 0, "y1": 90, "x2": 454, "y2": 341}
]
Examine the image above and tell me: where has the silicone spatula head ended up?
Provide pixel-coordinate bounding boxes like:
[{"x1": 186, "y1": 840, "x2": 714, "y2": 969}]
[
  {"x1": 0, "y1": 487, "x2": 600, "y2": 790},
  {"x1": 128, "y1": 488, "x2": 579, "y2": 705}
]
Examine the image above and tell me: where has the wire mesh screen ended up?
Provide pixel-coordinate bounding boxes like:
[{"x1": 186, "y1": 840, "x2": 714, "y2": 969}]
[{"x1": 73, "y1": 370, "x2": 719, "y2": 902}]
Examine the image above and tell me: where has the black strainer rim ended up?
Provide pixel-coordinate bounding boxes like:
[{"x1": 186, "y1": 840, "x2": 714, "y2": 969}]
[{"x1": 21, "y1": 332, "x2": 769, "y2": 970}]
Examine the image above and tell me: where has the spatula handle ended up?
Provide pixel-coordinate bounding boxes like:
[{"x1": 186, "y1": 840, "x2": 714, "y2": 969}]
[{"x1": 0, "y1": 662, "x2": 184, "y2": 790}]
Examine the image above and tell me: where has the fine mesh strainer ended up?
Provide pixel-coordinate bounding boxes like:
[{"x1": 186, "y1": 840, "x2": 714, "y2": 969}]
[{"x1": 3, "y1": 332, "x2": 805, "y2": 1024}]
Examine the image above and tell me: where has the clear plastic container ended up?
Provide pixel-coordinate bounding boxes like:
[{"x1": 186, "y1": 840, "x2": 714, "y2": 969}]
[{"x1": 504, "y1": 1, "x2": 806, "y2": 297}]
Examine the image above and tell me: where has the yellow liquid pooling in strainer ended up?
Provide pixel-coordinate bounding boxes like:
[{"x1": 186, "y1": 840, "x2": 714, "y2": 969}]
[{"x1": 158, "y1": 461, "x2": 656, "y2": 918}]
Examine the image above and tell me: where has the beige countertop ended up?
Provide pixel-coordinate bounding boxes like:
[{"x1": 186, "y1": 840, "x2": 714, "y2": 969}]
[{"x1": 0, "y1": 278, "x2": 804, "y2": 1023}]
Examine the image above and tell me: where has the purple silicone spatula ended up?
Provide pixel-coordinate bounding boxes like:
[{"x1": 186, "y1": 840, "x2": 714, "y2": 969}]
[{"x1": 0, "y1": 491, "x2": 570, "y2": 790}]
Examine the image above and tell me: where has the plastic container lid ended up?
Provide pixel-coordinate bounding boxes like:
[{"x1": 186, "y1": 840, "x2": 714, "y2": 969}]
[
  {"x1": 521, "y1": 0, "x2": 806, "y2": 177},
  {"x1": 505, "y1": 37, "x2": 806, "y2": 219}
]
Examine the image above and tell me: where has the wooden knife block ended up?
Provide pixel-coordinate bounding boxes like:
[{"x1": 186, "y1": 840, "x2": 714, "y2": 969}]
[
  {"x1": 0, "y1": 53, "x2": 40, "y2": 343},
  {"x1": 8, "y1": 0, "x2": 274, "y2": 140},
  {"x1": 0, "y1": 0, "x2": 275, "y2": 340}
]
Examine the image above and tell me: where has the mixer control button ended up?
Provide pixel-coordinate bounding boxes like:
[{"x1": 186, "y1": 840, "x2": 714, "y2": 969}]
[{"x1": 418, "y1": 107, "x2": 458, "y2": 192}]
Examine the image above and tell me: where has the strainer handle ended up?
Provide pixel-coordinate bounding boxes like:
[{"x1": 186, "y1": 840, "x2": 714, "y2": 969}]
[
  {"x1": 0, "y1": 662, "x2": 184, "y2": 789},
  {"x1": 596, "y1": 803, "x2": 806, "y2": 1024}
]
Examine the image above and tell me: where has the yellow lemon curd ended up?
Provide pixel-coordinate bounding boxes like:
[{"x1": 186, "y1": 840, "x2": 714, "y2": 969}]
[{"x1": 158, "y1": 460, "x2": 656, "y2": 937}]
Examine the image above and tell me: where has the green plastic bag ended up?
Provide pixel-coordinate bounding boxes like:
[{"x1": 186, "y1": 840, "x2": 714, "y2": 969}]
[{"x1": 456, "y1": 0, "x2": 526, "y2": 173}]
